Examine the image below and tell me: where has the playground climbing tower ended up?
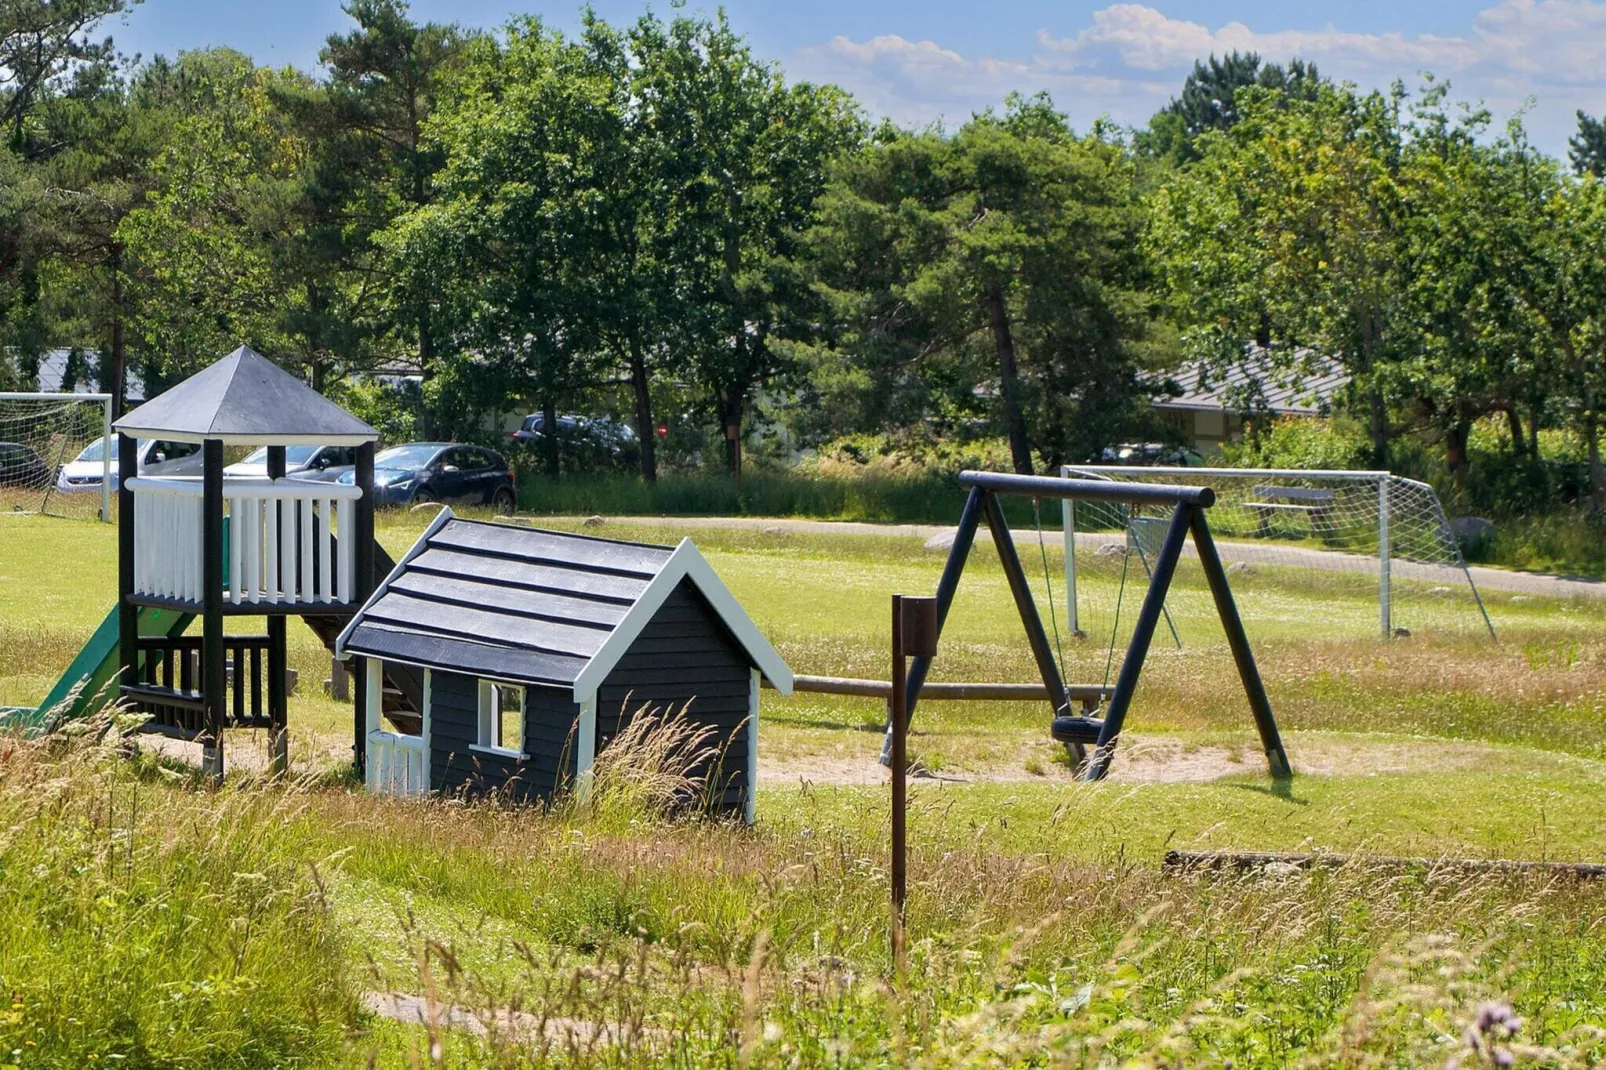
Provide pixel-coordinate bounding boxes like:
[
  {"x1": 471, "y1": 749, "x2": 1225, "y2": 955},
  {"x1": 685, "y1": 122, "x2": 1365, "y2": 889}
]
[{"x1": 113, "y1": 346, "x2": 379, "y2": 780}]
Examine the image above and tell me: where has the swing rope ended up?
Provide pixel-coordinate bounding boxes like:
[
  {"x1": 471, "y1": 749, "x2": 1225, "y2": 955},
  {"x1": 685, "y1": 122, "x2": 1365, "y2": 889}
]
[
  {"x1": 1032, "y1": 498, "x2": 1069, "y2": 710},
  {"x1": 1101, "y1": 510, "x2": 1135, "y2": 691}
]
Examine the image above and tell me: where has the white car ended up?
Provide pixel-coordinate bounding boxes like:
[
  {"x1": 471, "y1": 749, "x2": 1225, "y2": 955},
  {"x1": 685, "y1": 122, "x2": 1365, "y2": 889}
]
[
  {"x1": 224, "y1": 444, "x2": 357, "y2": 480},
  {"x1": 55, "y1": 436, "x2": 206, "y2": 492}
]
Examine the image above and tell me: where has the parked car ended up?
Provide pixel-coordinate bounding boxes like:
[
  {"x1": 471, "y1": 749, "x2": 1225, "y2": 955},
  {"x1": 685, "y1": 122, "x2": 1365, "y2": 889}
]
[
  {"x1": 1096, "y1": 442, "x2": 1205, "y2": 467},
  {"x1": 225, "y1": 444, "x2": 358, "y2": 480},
  {"x1": 54, "y1": 436, "x2": 206, "y2": 492},
  {"x1": 0, "y1": 442, "x2": 50, "y2": 488},
  {"x1": 511, "y1": 413, "x2": 638, "y2": 469},
  {"x1": 338, "y1": 442, "x2": 516, "y2": 511}
]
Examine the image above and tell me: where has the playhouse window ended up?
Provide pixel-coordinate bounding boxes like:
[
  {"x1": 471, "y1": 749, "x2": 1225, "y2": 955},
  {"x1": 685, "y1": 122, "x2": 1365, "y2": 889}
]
[{"x1": 476, "y1": 681, "x2": 525, "y2": 756}]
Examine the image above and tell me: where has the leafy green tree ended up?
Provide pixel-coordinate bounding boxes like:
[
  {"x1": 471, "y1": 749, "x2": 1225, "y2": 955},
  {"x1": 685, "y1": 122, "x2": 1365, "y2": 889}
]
[
  {"x1": 1148, "y1": 82, "x2": 1412, "y2": 464},
  {"x1": 317, "y1": 0, "x2": 469, "y2": 380},
  {"x1": 811, "y1": 95, "x2": 1158, "y2": 472},
  {"x1": 1139, "y1": 51, "x2": 1322, "y2": 164},
  {"x1": 115, "y1": 50, "x2": 313, "y2": 382},
  {"x1": 633, "y1": 10, "x2": 861, "y2": 475},
  {"x1": 1521, "y1": 175, "x2": 1606, "y2": 507},
  {"x1": 380, "y1": 20, "x2": 615, "y2": 474},
  {"x1": 1, "y1": 0, "x2": 135, "y2": 138},
  {"x1": 1570, "y1": 110, "x2": 1606, "y2": 178}
]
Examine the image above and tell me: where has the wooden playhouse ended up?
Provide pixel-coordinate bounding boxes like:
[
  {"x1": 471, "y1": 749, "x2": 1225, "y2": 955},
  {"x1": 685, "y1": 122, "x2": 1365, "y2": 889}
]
[{"x1": 335, "y1": 512, "x2": 793, "y2": 821}]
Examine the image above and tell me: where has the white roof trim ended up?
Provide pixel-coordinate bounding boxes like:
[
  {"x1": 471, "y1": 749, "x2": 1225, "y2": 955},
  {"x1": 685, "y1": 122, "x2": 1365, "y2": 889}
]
[
  {"x1": 334, "y1": 506, "x2": 456, "y2": 659},
  {"x1": 113, "y1": 427, "x2": 377, "y2": 446},
  {"x1": 571, "y1": 538, "x2": 794, "y2": 705}
]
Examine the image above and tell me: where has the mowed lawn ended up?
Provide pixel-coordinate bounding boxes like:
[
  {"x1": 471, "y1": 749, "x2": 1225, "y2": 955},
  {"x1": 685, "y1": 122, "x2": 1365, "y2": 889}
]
[
  {"x1": 4, "y1": 509, "x2": 1606, "y2": 860},
  {"x1": 5, "y1": 510, "x2": 1606, "y2": 1065}
]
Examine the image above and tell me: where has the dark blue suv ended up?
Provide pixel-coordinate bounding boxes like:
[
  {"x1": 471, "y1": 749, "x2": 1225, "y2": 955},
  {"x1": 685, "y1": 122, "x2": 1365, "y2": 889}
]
[{"x1": 339, "y1": 442, "x2": 516, "y2": 511}]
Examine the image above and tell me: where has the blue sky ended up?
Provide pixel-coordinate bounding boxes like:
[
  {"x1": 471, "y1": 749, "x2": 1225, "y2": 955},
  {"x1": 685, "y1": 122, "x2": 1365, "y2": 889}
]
[{"x1": 108, "y1": 0, "x2": 1606, "y2": 155}]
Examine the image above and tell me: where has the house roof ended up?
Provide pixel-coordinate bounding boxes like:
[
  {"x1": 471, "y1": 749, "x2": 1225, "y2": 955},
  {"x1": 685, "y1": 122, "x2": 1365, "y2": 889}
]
[
  {"x1": 113, "y1": 346, "x2": 378, "y2": 446},
  {"x1": 1156, "y1": 350, "x2": 1348, "y2": 416},
  {"x1": 33, "y1": 347, "x2": 146, "y2": 402},
  {"x1": 334, "y1": 512, "x2": 793, "y2": 704}
]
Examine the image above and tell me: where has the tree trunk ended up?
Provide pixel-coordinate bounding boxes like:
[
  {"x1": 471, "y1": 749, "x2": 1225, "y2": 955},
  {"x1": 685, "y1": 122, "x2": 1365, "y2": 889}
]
[
  {"x1": 1368, "y1": 387, "x2": 1390, "y2": 470},
  {"x1": 1588, "y1": 415, "x2": 1606, "y2": 512},
  {"x1": 541, "y1": 393, "x2": 560, "y2": 478},
  {"x1": 984, "y1": 285, "x2": 1034, "y2": 475},
  {"x1": 1446, "y1": 416, "x2": 1471, "y2": 504},
  {"x1": 109, "y1": 252, "x2": 126, "y2": 418},
  {"x1": 720, "y1": 383, "x2": 745, "y2": 476},
  {"x1": 628, "y1": 331, "x2": 657, "y2": 483},
  {"x1": 1505, "y1": 406, "x2": 1526, "y2": 459},
  {"x1": 1528, "y1": 405, "x2": 1542, "y2": 460}
]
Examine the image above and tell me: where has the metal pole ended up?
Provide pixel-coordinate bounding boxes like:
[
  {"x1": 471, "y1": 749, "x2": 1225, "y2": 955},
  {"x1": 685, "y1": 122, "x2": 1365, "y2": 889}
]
[
  {"x1": 100, "y1": 397, "x2": 111, "y2": 523},
  {"x1": 1378, "y1": 476, "x2": 1392, "y2": 639},
  {"x1": 1062, "y1": 497, "x2": 1079, "y2": 636},
  {"x1": 1082, "y1": 503, "x2": 1193, "y2": 782},
  {"x1": 1189, "y1": 509, "x2": 1292, "y2": 778},
  {"x1": 890, "y1": 594, "x2": 907, "y2": 971},
  {"x1": 881, "y1": 485, "x2": 984, "y2": 764}
]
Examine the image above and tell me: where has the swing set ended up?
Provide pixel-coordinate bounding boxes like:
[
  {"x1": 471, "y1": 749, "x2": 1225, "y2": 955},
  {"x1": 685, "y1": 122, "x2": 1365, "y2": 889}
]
[{"x1": 892, "y1": 469, "x2": 1292, "y2": 782}]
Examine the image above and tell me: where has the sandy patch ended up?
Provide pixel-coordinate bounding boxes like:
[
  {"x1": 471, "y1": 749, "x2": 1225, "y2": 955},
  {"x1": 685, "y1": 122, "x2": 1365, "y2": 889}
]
[{"x1": 759, "y1": 734, "x2": 1510, "y2": 787}]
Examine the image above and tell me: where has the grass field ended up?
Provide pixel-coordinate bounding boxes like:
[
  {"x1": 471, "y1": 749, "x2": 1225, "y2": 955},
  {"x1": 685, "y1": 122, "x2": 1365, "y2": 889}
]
[{"x1": 2, "y1": 509, "x2": 1606, "y2": 1066}]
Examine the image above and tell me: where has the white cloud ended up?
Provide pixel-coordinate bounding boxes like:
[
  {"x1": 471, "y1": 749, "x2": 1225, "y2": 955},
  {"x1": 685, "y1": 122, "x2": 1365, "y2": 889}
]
[{"x1": 789, "y1": 1, "x2": 1606, "y2": 155}]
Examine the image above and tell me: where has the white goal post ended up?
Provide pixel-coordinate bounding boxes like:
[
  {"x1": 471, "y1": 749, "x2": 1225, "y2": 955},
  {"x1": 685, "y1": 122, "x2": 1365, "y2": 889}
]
[
  {"x1": 0, "y1": 392, "x2": 113, "y2": 522},
  {"x1": 1060, "y1": 465, "x2": 1495, "y2": 641}
]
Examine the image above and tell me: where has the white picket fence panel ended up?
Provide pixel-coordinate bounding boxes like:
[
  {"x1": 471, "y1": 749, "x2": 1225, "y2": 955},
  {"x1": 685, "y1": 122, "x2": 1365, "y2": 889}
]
[
  {"x1": 366, "y1": 730, "x2": 428, "y2": 797},
  {"x1": 127, "y1": 477, "x2": 362, "y2": 606}
]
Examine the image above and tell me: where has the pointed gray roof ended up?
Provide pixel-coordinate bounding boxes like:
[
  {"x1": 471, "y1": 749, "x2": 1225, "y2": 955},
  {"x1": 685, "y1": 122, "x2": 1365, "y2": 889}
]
[{"x1": 113, "y1": 346, "x2": 378, "y2": 445}]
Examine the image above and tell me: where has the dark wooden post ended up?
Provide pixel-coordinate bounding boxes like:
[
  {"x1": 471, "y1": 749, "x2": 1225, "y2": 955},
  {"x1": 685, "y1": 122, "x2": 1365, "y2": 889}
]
[
  {"x1": 201, "y1": 438, "x2": 225, "y2": 783},
  {"x1": 267, "y1": 445, "x2": 289, "y2": 776},
  {"x1": 884, "y1": 485, "x2": 985, "y2": 765},
  {"x1": 980, "y1": 490, "x2": 1081, "y2": 764},
  {"x1": 1189, "y1": 510, "x2": 1292, "y2": 778},
  {"x1": 352, "y1": 441, "x2": 376, "y2": 777},
  {"x1": 1081, "y1": 503, "x2": 1193, "y2": 782},
  {"x1": 117, "y1": 433, "x2": 138, "y2": 693},
  {"x1": 890, "y1": 594, "x2": 937, "y2": 970}
]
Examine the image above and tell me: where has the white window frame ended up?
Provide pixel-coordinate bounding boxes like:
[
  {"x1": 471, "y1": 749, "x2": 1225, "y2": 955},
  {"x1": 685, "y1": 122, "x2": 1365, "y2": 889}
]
[{"x1": 473, "y1": 679, "x2": 528, "y2": 759}]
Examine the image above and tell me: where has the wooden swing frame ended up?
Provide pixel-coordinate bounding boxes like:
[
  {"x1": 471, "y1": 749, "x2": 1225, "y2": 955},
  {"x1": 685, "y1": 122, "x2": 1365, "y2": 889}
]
[{"x1": 904, "y1": 470, "x2": 1293, "y2": 782}]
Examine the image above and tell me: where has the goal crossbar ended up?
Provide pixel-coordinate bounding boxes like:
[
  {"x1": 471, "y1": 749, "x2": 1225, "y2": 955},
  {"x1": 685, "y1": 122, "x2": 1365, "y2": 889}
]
[{"x1": 1060, "y1": 464, "x2": 1495, "y2": 641}]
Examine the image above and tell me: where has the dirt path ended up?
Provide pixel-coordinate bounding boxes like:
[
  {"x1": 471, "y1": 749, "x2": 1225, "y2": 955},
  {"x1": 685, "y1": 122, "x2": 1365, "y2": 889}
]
[
  {"x1": 591, "y1": 515, "x2": 1605, "y2": 601},
  {"x1": 759, "y1": 735, "x2": 1513, "y2": 788}
]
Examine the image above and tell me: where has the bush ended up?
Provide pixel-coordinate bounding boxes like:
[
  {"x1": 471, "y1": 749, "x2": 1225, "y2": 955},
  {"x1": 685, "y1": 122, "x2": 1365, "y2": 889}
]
[{"x1": 1221, "y1": 416, "x2": 1374, "y2": 470}]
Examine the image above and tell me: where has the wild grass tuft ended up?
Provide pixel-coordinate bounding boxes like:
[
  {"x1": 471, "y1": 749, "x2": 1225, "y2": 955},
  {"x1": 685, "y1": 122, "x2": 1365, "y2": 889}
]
[{"x1": 0, "y1": 720, "x2": 358, "y2": 1066}]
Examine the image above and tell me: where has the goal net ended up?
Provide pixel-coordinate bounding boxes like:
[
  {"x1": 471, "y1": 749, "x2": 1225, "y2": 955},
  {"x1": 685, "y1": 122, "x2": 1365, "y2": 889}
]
[
  {"x1": 1059, "y1": 466, "x2": 1495, "y2": 643},
  {"x1": 0, "y1": 394, "x2": 112, "y2": 521}
]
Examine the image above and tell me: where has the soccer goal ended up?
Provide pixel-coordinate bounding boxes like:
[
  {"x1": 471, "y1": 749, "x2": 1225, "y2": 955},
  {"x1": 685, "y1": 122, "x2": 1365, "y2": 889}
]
[
  {"x1": 0, "y1": 393, "x2": 113, "y2": 522},
  {"x1": 1059, "y1": 465, "x2": 1495, "y2": 642}
]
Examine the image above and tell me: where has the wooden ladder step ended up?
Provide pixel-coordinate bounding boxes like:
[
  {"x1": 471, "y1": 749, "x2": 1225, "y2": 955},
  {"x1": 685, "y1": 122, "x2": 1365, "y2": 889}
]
[{"x1": 121, "y1": 683, "x2": 207, "y2": 712}]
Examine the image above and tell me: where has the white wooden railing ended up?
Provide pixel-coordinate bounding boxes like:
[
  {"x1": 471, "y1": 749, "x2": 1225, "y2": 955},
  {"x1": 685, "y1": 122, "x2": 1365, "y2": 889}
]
[
  {"x1": 366, "y1": 729, "x2": 428, "y2": 796},
  {"x1": 127, "y1": 477, "x2": 363, "y2": 606}
]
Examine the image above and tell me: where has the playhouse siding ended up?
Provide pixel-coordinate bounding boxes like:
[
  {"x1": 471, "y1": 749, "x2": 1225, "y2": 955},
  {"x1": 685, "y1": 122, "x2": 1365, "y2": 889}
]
[
  {"x1": 596, "y1": 580, "x2": 751, "y2": 812},
  {"x1": 428, "y1": 669, "x2": 579, "y2": 803}
]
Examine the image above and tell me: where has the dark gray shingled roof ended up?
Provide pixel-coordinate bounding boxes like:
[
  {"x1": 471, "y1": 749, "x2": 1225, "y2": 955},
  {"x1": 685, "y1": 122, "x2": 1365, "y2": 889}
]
[
  {"x1": 113, "y1": 345, "x2": 378, "y2": 444},
  {"x1": 1156, "y1": 349, "x2": 1347, "y2": 416},
  {"x1": 339, "y1": 517, "x2": 683, "y2": 689}
]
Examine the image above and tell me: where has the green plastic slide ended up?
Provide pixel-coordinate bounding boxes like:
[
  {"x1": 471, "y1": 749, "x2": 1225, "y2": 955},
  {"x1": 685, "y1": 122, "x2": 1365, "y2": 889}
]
[{"x1": 0, "y1": 603, "x2": 195, "y2": 733}]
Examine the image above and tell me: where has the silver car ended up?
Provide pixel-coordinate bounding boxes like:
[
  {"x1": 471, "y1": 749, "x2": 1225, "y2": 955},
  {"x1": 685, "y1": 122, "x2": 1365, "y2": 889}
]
[{"x1": 55, "y1": 436, "x2": 206, "y2": 492}]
